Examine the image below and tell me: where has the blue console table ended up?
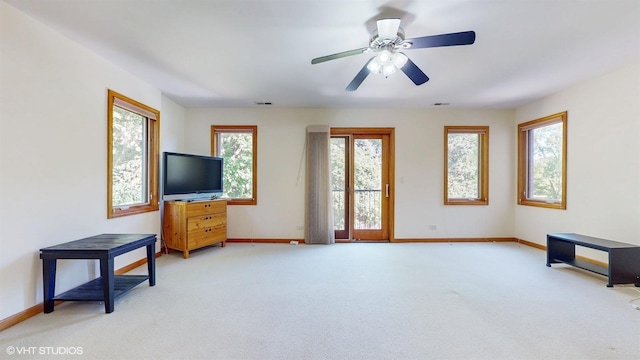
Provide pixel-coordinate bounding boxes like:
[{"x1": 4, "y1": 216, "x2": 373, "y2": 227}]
[
  {"x1": 40, "y1": 234, "x2": 156, "y2": 313},
  {"x1": 547, "y1": 233, "x2": 640, "y2": 287}
]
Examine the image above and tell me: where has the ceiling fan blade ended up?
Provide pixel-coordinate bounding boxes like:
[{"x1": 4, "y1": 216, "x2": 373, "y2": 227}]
[
  {"x1": 406, "y1": 31, "x2": 476, "y2": 49},
  {"x1": 346, "y1": 57, "x2": 374, "y2": 91},
  {"x1": 377, "y1": 18, "x2": 401, "y2": 40},
  {"x1": 400, "y1": 57, "x2": 429, "y2": 85},
  {"x1": 311, "y1": 47, "x2": 369, "y2": 64}
]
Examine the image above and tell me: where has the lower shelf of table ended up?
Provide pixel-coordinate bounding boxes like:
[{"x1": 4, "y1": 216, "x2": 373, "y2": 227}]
[
  {"x1": 53, "y1": 275, "x2": 149, "y2": 302},
  {"x1": 549, "y1": 258, "x2": 608, "y2": 277}
]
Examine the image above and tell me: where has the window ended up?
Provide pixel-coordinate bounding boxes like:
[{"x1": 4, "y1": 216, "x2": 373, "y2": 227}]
[
  {"x1": 444, "y1": 126, "x2": 489, "y2": 205},
  {"x1": 211, "y1": 125, "x2": 257, "y2": 205},
  {"x1": 517, "y1": 111, "x2": 567, "y2": 209},
  {"x1": 107, "y1": 90, "x2": 159, "y2": 218}
]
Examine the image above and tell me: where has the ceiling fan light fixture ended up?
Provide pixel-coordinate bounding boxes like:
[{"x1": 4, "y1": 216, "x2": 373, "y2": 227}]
[
  {"x1": 391, "y1": 52, "x2": 408, "y2": 68},
  {"x1": 381, "y1": 63, "x2": 396, "y2": 77},
  {"x1": 367, "y1": 60, "x2": 381, "y2": 73},
  {"x1": 368, "y1": 50, "x2": 405, "y2": 77},
  {"x1": 377, "y1": 50, "x2": 392, "y2": 64}
]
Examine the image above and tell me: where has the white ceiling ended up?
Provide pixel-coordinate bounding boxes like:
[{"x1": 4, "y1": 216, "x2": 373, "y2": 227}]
[{"x1": 5, "y1": 0, "x2": 640, "y2": 109}]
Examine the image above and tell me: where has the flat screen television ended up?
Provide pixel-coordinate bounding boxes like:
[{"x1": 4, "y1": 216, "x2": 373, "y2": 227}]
[{"x1": 163, "y1": 152, "x2": 224, "y2": 201}]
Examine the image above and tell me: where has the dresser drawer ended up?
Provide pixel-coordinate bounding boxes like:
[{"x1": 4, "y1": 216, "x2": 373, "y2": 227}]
[
  {"x1": 188, "y1": 222, "x2": 226, "y2": 249},
  {"x1": 187, "y1": 214, "x2": 225, "y2": 232},
  {"x1": 186, "y1": 200, "x2": 226, "y2": 217}
]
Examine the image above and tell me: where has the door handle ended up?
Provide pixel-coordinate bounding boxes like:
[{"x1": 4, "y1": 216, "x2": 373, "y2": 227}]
[{"x1": 385, "y1": 184, "x2": 390, "y2": 198}]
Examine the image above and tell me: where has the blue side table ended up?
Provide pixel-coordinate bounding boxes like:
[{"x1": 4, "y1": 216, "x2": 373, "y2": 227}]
[{"x1": 40, "y1": 234, "x2": 156, "y2": 313}]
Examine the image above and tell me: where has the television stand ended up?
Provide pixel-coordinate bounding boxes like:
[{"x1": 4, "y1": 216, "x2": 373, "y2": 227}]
[
  {"x1": 163, "y1": 199, "x2": 227, "y2": 258},
  {"x1": 546, "y1": 233, "x2": 640, "y2": 287}
]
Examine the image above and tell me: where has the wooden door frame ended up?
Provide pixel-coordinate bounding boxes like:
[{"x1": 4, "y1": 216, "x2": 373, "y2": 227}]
[{"x1": 331, "y1": 127, "x2": 395, "y2": 242}]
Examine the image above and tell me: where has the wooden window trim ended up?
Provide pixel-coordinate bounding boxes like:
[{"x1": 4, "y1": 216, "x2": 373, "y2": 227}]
[
  {"x1": 444, "y1": 126, "x2": 489, "y2": 205},
  {"x1": 107, "y1": 89, "x2": 159, "y2": 218},
  {"x1": 517, "y1": 111, "x2": 567, "y2": 210},
  {"x1": 210, "y1": 125, "x2": 258, "y2": 205}
]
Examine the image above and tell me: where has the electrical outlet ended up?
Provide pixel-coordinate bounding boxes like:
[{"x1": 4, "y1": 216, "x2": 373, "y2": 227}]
[{"x1": 429, "y1": 225, "x2": 437, "y2": 230}]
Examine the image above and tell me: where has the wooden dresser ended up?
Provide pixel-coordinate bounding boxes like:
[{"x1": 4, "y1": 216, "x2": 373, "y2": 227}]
[{"x1": 163, "y1": 199, "x2": 227, "y2": 258}]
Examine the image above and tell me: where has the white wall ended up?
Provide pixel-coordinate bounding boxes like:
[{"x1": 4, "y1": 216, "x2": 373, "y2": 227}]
[
  {"x1": 514, "y1": 63, "x2": 640, "y2": 256},
  {"x1": 185, "y1": 107, "x2": 516, "y2": 240},
  {"x1": 0, "y1": 3, "x2": 184, "y2": 320},
  {"x1": 161, "y1": 96, "x2": 186, "y2": 153}
]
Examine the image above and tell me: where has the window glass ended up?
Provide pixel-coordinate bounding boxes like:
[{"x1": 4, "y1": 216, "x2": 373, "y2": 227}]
[
  {"x1": 112, "y1": 106, "x2": 147, "y2": 206},
  {"x1": 330, "y1": 137, "x2": 347, "y2": 232},
  {"x1": 528, "y1": 122, "x2": 563, "y2": 201}
]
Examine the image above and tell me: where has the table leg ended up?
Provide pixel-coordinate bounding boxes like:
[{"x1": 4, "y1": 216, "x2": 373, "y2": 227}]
[
  {"x1": 99, "y1": 258, "x2": 115, "y2": 313},
  {"x1": 146, "y1": 243, "x2": 156, "y2": 286},
  {"x1": 547, "y1": 238, "x2": 575, "y2": 264},
  {"x1": 42, "y1": 259, "x2": 57, "y2": 313}
]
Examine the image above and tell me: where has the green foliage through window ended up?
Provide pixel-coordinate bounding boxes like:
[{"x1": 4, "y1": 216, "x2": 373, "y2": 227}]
[
  {"x1": 528, "y1": 123, "x2": 563, "y2": 201},
  {"x1": 218, "y1": 132, "x2": 253, "y2": 199},
  {"x1": 353, "y1": 139, "x2": 382, "y2": 229},
  {"x1": 112, "y1": 106, "x2": 147, "y2": 206},
  {"x1": 447, "y1": 133, "x2": 480, "y2": 199},
  {"x1": 330, "y1": 138, "x2": 346, "y2": 230}
]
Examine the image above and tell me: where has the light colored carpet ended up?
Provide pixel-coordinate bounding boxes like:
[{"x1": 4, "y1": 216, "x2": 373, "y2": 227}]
[{"x1": 1, "y1": 242, "x2": 639, "y2": 359}]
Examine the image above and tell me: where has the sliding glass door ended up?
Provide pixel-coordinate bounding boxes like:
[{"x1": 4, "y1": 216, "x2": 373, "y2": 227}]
[{"x1": 331, "y1": 128, "x2": 393, "y2": 242}]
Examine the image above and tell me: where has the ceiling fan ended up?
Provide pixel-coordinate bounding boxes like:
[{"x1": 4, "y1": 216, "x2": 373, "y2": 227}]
[{"x1": 311, "y1": 18, "x2": 476, "y2": 91}]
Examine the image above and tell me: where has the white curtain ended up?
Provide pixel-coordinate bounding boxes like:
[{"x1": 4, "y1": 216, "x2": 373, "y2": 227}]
[{"x1": 305, "y1": 125, "x2": 335, "y2": 245}]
